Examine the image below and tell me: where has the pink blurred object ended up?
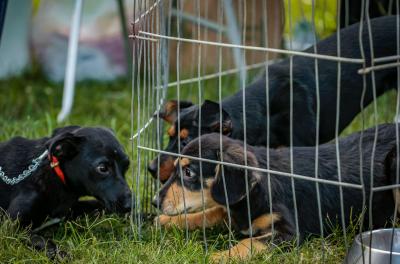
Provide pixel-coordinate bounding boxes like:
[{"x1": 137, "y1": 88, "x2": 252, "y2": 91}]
[{"x1": 32, "y1": 0, "x2": 133, "y2": 82}]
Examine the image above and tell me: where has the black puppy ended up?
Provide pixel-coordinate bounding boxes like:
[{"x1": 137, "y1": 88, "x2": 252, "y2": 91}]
[
  {"x1": 153, "y1": 124, "x2": 399, "y2": 261},
  {"x1": 148, "y1": 15, "x2": 399, "y2": 183},
  {"x1": 0, "y1": 126, "x2": 132, "y2": 257}
]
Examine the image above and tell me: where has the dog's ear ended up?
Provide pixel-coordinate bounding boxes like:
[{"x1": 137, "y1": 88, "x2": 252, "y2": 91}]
[
  {"x1": 46, "y1": 129, "x2": 85, "y2": 160},
  {"x1": 211, "y1": 145, "x2": 260, "y2": 205},
  {"x1": 200, "y1": 100, "x2": 232, "y2": 135},
  {"x1": 101, "y1": 126, "x2": 116, "y2": 136},
  {"x1": 155, "y1": 100, "x2": 193, "y2": 124},
  {"x1": 51, "y1": 125, "x2": 81, "y2": 136}
]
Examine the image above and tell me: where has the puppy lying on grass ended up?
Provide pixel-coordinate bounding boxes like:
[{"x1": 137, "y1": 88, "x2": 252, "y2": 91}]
[
  {"x1": 153, "y1": 124, "x2": 399, "y2": 262},
  {"x1": 0, "y1": 125, "x2": 132, "y2": 259}
]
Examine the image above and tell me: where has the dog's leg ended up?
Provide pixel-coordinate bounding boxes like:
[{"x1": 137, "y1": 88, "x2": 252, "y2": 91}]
[
  {"x1": 210, "y1": 233, "x2": 272, "y2": 263},
  {"x1": 154, "y1": 206, "x2": 227, "y2": 230},
  {"x1": 7, "y1": 192, "x2": 68, "y2": 260},
  {"x1": 30, "y1": 233, "x2": 69, "y2": 261},
  {"x1": 210, "y1": 212, "x2": 288, "y2": 263},
  {"x1": 69, "y1": 199, "x2": 105, "y2": 218},
  {"x1": 387, "y1": 146, "x2": 400, "y2": 215},
  {"x1": 393, "y1": 189, "x2": 400, "y2": 215},
  {"x1": 7, "y1": 191, "x2": 42, "y2": 226},
  {"x1": 240, "y1": 213, "x2": 280, "y2": 236}
]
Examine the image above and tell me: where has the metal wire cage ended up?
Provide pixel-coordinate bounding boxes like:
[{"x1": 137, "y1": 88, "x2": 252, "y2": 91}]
[{"x1": 130, "y1": 0, "x2": 400, "y2": 262}]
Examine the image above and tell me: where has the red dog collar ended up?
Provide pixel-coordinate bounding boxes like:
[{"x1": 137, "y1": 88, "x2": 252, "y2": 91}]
[{"x1": 49, "y1": 155, "x2": 66, "y2": 185}]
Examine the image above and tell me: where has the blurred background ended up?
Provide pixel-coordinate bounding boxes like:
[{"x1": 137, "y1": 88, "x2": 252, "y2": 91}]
[
  {"x1": 0, "y1": 0, "x2": 334, "y2": 81},
  {"x1": 0, "y1": 0, "x2": 135, "y2": 81}
]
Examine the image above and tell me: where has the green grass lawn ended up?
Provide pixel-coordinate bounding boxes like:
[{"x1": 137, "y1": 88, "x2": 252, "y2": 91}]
[{"x1": 0, "y1": 69, "x2": 397, "y2": 263}]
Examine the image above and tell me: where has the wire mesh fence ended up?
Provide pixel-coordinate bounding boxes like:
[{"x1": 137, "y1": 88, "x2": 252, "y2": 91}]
[{"x1": 130, "y1": 0, "x2": 400, "y2": 262}]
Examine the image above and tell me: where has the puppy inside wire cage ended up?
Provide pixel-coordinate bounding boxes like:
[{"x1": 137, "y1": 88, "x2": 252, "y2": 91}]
[{"x1": 130, "y1": 0, "x2": 400, "y2": 262}]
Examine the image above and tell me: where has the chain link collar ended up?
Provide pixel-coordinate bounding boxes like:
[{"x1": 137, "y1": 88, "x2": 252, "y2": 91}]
[{"x1": 0, "y1": 150, "x2": 49, "y2": 185}]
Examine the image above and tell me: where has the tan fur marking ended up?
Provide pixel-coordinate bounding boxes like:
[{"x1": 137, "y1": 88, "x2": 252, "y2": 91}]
[
  {"x1": 158, "y1": 157, "x2": 175, "y2": 182},
  {"x1": 248, "y1": 213, "x2": 280, "y2": 235},
  {"x1": 179, "y1": 158, "x2": 190, "y2": 167},
  {"x1": 214, "y1": 164, "x2": 221, "y2": 177},
  {"x1": 393, "y1": 189, "x2": 400, "y2": 214},
  {"x1": 210, "y1": 234, "x2": 271, "y2": 263},
  {"x1": 155, "y1": 206, "x2": 227, "y2": 230},
  {"x1": 164, "y1": 116, "x2": 174, "y2": 124},
  {"x1": 180, "y1": 128, "x2": 189, "y2": 139},
  {"x1": 162, "y1": 180, "x2": 219, "y2": 215},
  {"x1": 165, "y1": 101, "x2": 177, "y2": 113},
  {"x1": 162, "y1": 101, "x2": 177, "y2": 123},
  {"x1": 163, "y1": 182, "x2": 181, "y2": 209},
  {"x1": 167, "y1": 126, "x2": 176, "y2": 137},
  {"x1": 173, "y1": 158, "x2": 190, "y2": 168}
]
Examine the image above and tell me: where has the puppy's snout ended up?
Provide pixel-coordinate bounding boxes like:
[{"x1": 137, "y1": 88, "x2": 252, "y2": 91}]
[
  {"x1": 148, "y1": 160, "x2": 158, "y2": 177},
  {"x1": 118, "y1": 189, "x2": 134, "y2": 213}
]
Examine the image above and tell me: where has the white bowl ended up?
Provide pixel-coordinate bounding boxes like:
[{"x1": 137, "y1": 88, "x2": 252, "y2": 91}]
[{"x1": 345, "y1": 228, "x2": 400, "y2": 264}]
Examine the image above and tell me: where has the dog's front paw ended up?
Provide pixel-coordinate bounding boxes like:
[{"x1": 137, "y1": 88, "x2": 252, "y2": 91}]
[
  {"x1": 210, "y1": 238, "x2": 267, "y2": 263},
  {"x1": 154, "y1": 214, "x2": 173, "y2": 228},
  {"x1": 154, "y1": 214, "x2": 186, "y2": 229},
  {"x1": 209, "y1": 251, "x2": 229, "y2": 263},
  {"x1": 210, "y1": 249, "x2": 250, "y2": 264},
  {"x1": 30, "y1": 234, "x2": 71, "y2": 261}
]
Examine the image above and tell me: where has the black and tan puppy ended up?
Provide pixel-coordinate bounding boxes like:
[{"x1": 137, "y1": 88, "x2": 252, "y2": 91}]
[
  {"x1": 0, "y1": 126, "x2": 132, "y2": 257},
  {"x1": 153, "y1": 124, "x2": 399, "y2": 261},
  {"x1": 149, "y1": 15, "x2": 399, "y2": 183}
]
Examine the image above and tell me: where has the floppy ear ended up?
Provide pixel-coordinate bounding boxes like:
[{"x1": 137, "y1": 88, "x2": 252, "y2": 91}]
[
  {"x1": 51, "y1": 125, "x2": 81, "y2": 136},
  {"x1": 46, "y1": 129, "x2": 85, "y2": 160},
  {"x1": 200, "y1": 100, "x2": 232, "y2": 135},
  {"x1": 211, "y1": 145, "x2": 260, "y2": 205},
  {"x1": 156, "y1": 100, "x2": 193, "y2": 124}
]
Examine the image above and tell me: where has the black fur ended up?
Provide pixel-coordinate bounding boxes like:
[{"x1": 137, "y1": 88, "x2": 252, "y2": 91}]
[
  {"x1": 339, "y1": 0, "x2": 398, "y2": 28},
  {"x1": 157, "y1": 124, "x2": 400, "y2": 243},
  {"x1": 149, "y1": 16, "x2": 399, "y2": 182},
  {"x1": 0, "y1": 126, "x2": 132, "y2": 257}
]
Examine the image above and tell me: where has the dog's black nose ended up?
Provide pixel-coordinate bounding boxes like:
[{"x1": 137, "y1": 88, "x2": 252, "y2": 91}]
[
  {"x1": 148, "y1": 161, "x2": 158, "y2": 177},
  {"x1": 122, "y1": 199, "x2": 133, "y2": 212},
  {"x1": 118, "y1": 191, "x2": 134, "y2": 213}
]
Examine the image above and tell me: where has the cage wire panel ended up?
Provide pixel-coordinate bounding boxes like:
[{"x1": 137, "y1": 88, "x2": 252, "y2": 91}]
[{"x1": 130, "y1": 0, "x2": 400, "y2": 261}]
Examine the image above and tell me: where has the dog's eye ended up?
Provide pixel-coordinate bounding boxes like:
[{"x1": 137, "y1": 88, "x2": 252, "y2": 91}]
[
  {"x1": 184, "y1": 167, "x2": 193, "y2": 178},
  {"x1": 97, "y1": 163, "x2": 109, "y2": 174}
]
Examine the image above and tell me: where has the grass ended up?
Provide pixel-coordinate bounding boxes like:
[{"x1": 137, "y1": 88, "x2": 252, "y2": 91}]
[{"x1": 0, "y1": 67, "x2": 397, "y2": 264}]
